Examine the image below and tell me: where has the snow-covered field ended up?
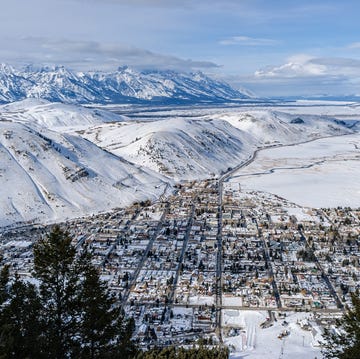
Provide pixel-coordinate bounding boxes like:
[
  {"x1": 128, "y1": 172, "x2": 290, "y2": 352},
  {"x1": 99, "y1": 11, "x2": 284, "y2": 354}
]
[
  {"x1": 229, "y1": 133, "x2": 360, "y2": 208},
  {"x1": 223, "y1": 310, "x2": 322, "y2": 359}
]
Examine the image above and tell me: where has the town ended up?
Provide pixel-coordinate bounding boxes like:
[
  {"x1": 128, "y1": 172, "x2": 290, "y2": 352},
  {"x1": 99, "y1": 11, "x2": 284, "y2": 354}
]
[{"x1": 1, "y1": 177, "x2": 359, "y2": 353}]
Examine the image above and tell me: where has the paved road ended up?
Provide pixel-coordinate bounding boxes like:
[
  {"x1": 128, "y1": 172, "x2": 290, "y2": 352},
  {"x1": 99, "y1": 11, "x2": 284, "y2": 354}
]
[
  {"x1": 166, "y1": 200, "x2": 196, "y2": 311},
  {"x1": 260, "y1": 232, "x2": 283, "y2": 309},
  {"x1": 213, "y1": 147, "x2": 266, "y2": 340},
  {"x1": 131, "y1": 301, "x2": 343, "y2": 314},
  {"x1": 299, "y1": 230, "x2": 344, "y2": 310},
  {"x1": 122, "y1": 202, "x2": 170, "y2": 304},
  {"x1": 215, "y1": 180, "x2": 224, "y2": 342},
  {"x1": 213, "y1": 150, "x2": 266, "y2": 342},
  {"x1": 224, "y1": 132, "x2": 355, "y2": 184}
]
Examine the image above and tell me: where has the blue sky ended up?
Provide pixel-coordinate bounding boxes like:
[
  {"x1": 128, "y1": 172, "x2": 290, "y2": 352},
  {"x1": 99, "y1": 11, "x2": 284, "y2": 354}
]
[{"x1": 1, "y1": 0, "x2": 360, "y2": 96}]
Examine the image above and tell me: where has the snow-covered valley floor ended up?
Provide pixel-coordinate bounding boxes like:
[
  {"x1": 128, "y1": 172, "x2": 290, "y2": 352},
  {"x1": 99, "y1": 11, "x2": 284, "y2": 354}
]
[{"x1": 228, "y1": 133, "x2": 360, "y2": 208}]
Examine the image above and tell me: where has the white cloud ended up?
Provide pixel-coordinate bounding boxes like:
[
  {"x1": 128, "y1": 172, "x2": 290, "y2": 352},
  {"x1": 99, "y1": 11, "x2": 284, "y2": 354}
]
[
  {"x1": 248, "y1": 54, "x2": 360, "y2": 96},
  {"x1": 255, "y1": 55, "x2": 326, "y2": 78},
  {"x1": 311, "y1": 57, "x2": 360, "y2": 69},
  {"x1": 219, "y1": 35, "x2": 279, "y2": 46},
  {"x1": 254, "y1": 54, "x2": 360, "y2": 79},
  {"x1": 0, "y1": 37, "x2": 220, "y2": 72}
]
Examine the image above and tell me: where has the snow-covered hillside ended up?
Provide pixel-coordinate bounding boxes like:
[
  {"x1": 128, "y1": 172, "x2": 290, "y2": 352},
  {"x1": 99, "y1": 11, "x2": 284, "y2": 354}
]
[
  {"x1": 0, "y1": 119, "x2": 168, "y2": 227},
  {"x1": 82, "y1": 110, "x2": 353, "y2": 179},
  {"x1": 82, "y1": 118, "x2": 256, "y2": 180},
  {"x1": 0, "y1": 99, "x2": 125, "y2": 130},
  {"x1": 0, "y1": 64, "x2": 249, "y2": 104},
  {"x1": 210, "y1": 110, "x2": 351, "y2": 144},
  {"x1": 0, "y1": 100, "x2": 355, "y2": 227}
]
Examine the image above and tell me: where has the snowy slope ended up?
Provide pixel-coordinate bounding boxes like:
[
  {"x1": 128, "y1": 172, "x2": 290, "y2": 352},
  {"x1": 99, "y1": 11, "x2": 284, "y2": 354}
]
[
  {"x1": 82, "y1": 110, "x2": 352, "y2": 179},
  {"x1": 0, "y1": 64, "x2": 250, "y2": 104},
  {"x1": 0, "y1": 120, "x2": 168, "y2": 227},
  {"x1": 82, "y1": 118, "x2": 256, "y2": 180},
  {"x1": 229, "y1": 133, "x2": 360, "y2": 208},
  {"x1": 0, "y1": 99, "x2": 125, "y2": 130},
  {"x1": 210, "y1": 110, "x2": 353, "y2": 145},
  {"x1": 0, "y1": 100, "x2": 354, "y2": 227}
]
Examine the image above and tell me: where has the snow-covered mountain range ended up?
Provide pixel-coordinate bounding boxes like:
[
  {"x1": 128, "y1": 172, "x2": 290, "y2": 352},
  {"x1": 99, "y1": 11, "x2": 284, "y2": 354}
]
[
  {"x1": 0, "y1": 64, "x2": 249, "y2": 105},
  {"x1": 0, "y1": 99, "x2": 355, "y2": 227}
]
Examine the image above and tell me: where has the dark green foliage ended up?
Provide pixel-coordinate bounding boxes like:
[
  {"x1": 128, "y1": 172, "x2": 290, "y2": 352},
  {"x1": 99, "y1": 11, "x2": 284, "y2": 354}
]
[
  {"x1": 0, "y1": 226, "x2": 230, "y2": 359},
  {"x1": 118, "y1": 317, "x2": 138, "y2": 358},
  {"x1": 78, "y1": 262, "x2": 118, "y2": 358},
  {"x1": 322, "y1": 291, "x2": 360, "y2": 358},
  {"x1": 135, "y1": 346, "x2": 229, "y2": 359},
  {"x1": 77, "y1": 258, "x2": 136, "y2": 359},
  {"x1": 0, "y1": 265, "x2": 9, "y2": 306},
  {"x1": 33, "y1": 226, "x2": 81, "y2": 358},
  {"x1": 0, "y1": 276, "x2": 42, "y2": 358},
  {"x1": 0, "y1": 225, "x2": 136, "y2": 359},
  {"x1": 297, "y1": 248, "x2": 316, "y2": 262}
]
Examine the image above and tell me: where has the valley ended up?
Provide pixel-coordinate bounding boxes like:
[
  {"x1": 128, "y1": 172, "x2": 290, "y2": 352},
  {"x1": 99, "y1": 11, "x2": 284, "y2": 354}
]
[
  {"x1": 2, "y1": 156, "x2": 359, "y2": 358},
  {"x1": 2, "y1": 1, "x2": 360, "y2": 357},
  {"x1": 229, "y1": 133, "x2": 360, "y2": 208},
  {"x1": 1, "y1": 99, "x2": 360, "y2": 358}
]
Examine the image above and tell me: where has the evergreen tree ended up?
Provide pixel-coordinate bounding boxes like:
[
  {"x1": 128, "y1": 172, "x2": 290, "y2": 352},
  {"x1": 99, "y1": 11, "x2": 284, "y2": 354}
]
[
  {"x1": 32, "y1": 225, "x2": 137, "y2": 358},
  {"x1": 78, "y1": 261, "x2": 116, "y2": 358},
  {"x1": 0, "y1": 263, "x2": 9, "y2": 306},
  {"x1": 117, "y1": 316, "x2": 137, "y2": 358},
  {"x1": 0, "y1": 261, "x2": 10, "y2": 356},
  {"x1": 33, "y1": 225, "x2": 82, "y2": 358},
  {"x1": 78, "y1": 256, "x2": 136, "y2": 359},
  {"x1": 0, "y1": 226, "x2": 138, "y2": 358},
  {"x1": 322, "y1": 291, "x2": 360, "y2": 358},
  {"x1": 0, "y1": 276, "x2": 42, "y2": 359}
]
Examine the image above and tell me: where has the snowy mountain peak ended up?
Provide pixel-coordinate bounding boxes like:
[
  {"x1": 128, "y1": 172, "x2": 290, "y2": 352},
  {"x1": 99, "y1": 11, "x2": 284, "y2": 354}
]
[
  {"x1": 0, "y1": 64, "x2": 251, "y2": 105},
  {"x1": 0, "y1": 63, "x2": 15, "y2": 75}
]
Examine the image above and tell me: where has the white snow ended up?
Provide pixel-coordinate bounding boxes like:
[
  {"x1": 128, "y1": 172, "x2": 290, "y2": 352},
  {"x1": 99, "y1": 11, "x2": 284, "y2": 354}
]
[
  {"x1": 0, "y1": 120, "x2": 168, "y2": 227},
  {"x1": 229, "y1": 133, "x2": 360, "y2": 208},
  {"x1": 0, "y1": 65, "x2": 248, "y2": 104},
  {"x1": 0, "y1": 99, "x2": 359, "y2": 228},
  {"x1": 81, "y1": 117, "x2": 256, "y2": 180},
  {"x1": 188, "y1": 295, "x2": 215, "y2": 306},
  {"x1": 0, "y1": 99, "x2": 125, "y2": 131},
  {"x1": 81, "y1": 109, "x2": 352, "y2": 180},
  {"x1": 223, "y1": 310, "x2": 322, "y2": 359}
]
